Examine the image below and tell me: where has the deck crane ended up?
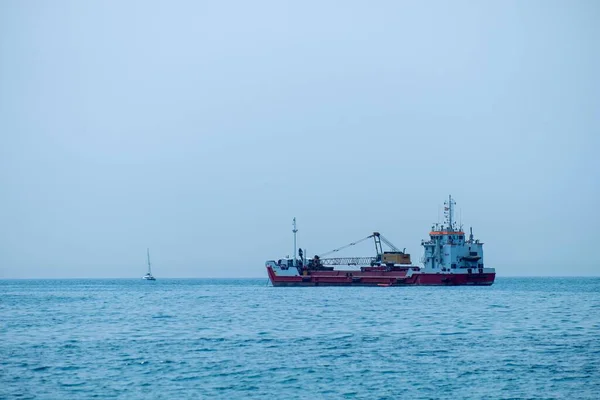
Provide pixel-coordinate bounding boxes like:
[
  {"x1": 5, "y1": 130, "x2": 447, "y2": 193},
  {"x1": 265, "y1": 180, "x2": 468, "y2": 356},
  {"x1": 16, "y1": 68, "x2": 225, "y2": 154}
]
[{"x1": 316, "y1": 232, "x2": 410, "y2": 267}]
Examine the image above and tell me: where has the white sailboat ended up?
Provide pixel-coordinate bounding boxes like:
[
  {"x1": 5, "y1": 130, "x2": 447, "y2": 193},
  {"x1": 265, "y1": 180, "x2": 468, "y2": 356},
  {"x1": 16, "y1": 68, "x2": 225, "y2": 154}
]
[{"x1": 143, "y1": 248, "x2": 156, "y2": 280}]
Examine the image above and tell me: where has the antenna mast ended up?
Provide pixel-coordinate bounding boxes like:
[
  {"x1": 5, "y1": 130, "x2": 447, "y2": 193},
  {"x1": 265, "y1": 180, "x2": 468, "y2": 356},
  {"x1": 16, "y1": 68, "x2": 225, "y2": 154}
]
[
  {"x1": 443, "y1": 195, "x2": 457, "y2": 231},
  {"x1": 448, "y1": 195, "x2": 453, "y2": 231},
  {"x1": 292, "y1": 218, "x2": 298, "y2": 266}
]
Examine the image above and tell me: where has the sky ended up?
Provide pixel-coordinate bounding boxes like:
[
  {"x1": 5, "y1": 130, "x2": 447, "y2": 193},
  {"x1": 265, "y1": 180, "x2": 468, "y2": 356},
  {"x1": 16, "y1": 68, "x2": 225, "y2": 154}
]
[{"x1": 0, "y1": 0, "x2": 598, "y2": 278}]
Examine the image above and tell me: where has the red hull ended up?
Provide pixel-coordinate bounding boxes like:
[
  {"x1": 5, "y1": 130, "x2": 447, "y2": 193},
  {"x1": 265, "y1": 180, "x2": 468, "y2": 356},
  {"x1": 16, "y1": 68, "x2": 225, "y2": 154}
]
[{"x1": 266, "y1": 267, "x2": 495, "y2": 286}]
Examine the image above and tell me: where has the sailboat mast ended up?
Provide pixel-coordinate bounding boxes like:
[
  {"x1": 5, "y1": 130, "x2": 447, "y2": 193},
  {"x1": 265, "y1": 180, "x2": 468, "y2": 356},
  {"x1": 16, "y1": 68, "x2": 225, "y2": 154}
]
[{"x1": 147, "y1": 248, "x2": 152, "y2": 274}]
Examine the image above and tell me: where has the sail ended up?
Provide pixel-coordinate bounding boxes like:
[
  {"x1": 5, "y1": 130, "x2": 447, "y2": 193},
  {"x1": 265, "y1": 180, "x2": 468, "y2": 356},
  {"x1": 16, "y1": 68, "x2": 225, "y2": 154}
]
[{"x1": 147, "y1": 248, "x2": 152, "y2": 275}]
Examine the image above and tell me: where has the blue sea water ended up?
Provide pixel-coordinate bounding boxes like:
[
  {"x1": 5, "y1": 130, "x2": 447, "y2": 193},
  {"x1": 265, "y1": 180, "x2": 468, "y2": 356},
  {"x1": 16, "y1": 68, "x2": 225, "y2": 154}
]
[{"x1": 1, "y1": 278, "x2": 599, "y2": 399}]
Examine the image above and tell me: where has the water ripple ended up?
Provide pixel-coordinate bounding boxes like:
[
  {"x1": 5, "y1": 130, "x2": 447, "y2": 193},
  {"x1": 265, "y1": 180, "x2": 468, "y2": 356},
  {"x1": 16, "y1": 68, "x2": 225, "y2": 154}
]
[{"x1": 1, "y1": 277, "x2": 599, "y2": 399}]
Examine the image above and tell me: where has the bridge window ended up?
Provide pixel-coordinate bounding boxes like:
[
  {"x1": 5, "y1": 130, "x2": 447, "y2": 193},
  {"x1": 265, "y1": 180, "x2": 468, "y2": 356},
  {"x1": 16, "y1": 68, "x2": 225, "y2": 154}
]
[
  {"x1": 470, "y1": 252, "x2": 477, "y2": 256},
  {"x1": 451, "y1": 264, "x2": 457, "y2": 269}
]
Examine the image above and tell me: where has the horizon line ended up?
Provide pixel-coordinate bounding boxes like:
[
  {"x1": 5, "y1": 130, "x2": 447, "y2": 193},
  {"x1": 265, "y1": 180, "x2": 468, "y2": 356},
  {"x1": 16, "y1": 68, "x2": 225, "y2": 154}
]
[{"x1": 1, "y1": 275, "x2": 599, "y2": 280}]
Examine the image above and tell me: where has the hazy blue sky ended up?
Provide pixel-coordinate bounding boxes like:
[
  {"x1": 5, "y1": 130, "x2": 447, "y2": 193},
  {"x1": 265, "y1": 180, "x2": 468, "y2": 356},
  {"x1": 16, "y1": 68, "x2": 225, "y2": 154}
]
[{"x1": 1, "y1": 0, "x2": 598, "y2": 278}]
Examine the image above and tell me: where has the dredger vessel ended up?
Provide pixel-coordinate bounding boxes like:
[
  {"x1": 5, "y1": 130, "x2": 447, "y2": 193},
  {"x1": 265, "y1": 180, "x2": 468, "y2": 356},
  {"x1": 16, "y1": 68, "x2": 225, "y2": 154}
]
[{"x1": 265, "y1": 196, "x2": 495, "y2": 286}]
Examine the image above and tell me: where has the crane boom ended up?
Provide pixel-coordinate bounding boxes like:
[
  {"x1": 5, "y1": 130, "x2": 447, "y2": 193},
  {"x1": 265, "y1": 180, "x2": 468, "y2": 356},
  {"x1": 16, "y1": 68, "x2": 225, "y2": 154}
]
[
  {"x1": 378, "y1": 234, "x2": 401, "y2": 252},
  {"x1": 310, "y1": 231, "x2": 410, "y2": 268},
  {"x1": 319, "y1": 232, "x2": 404, "y2": 258},
  {"x1": 320, "y1": 257, "x2": 378, "y2": 266},
  {"x1": 318, "y1": 235, "x2": 374, "y2": 257}
]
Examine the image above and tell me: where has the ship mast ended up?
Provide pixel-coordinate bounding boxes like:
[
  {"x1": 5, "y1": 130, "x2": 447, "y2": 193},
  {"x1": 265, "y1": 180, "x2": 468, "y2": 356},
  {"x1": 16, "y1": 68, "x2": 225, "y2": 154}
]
[
  {"x1": 147, "y1": 248, "x2": 152, "y2": 275},
  {"x1": 444, "y1": 195, "x2": 456, "y2": 232},
  {"x1": 448, "y1": 195, "x2": 453, "y2": 231},
  {"x1": 292, "y1": 218, "x2": 298, "y2": 266}
]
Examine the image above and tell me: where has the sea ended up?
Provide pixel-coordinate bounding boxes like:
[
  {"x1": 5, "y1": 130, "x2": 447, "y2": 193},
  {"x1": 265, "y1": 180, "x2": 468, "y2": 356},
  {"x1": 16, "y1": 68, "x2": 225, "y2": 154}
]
[{"x1": 1, "y1": 277, "x2": 599, "y2": 399}]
